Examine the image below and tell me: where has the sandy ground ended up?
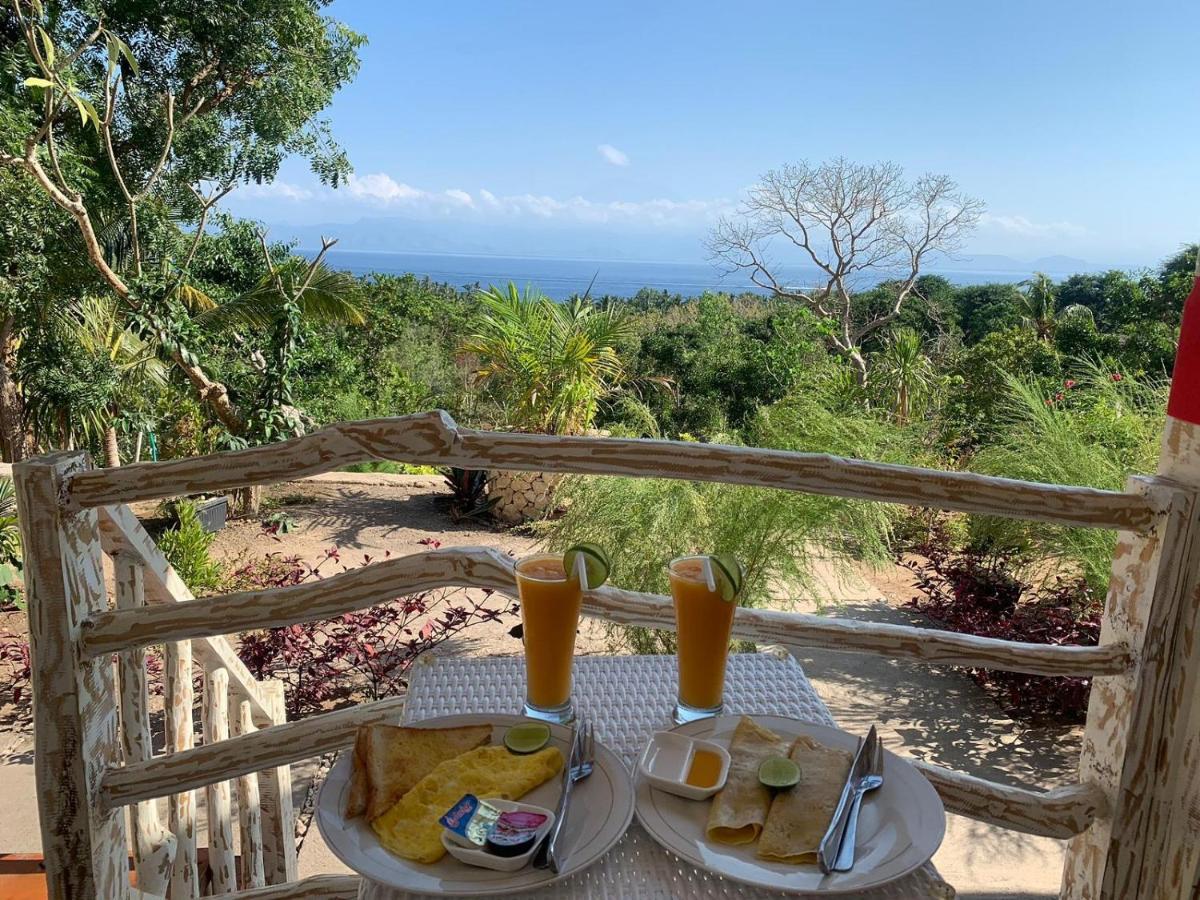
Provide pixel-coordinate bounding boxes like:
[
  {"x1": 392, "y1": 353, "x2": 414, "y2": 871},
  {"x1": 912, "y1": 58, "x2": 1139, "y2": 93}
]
[{"x1": 0, "y1": 473, "x2": 1079, "y2": 898}]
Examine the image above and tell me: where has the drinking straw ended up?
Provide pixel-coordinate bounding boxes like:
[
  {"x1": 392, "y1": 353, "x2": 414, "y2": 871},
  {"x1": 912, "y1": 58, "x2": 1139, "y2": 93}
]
[
  {"x1": 702, "y1": 556, "x2": 717, "y2": 593},
  {"x1": 574, "y1": 550, "x2": 590, "y2": 589}
]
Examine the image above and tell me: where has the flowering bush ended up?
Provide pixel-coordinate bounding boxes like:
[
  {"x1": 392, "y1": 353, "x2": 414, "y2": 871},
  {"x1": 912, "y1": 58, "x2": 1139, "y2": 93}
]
[
  {"x1": 0, "y1": 630, "x2": 31, "y2": 711},
  {"x1": 904, "y1": 523, "x2": 1100, "y2": 722},
  {"x1": 230, "y1": 541, "x2": 517, "y2": 717}
]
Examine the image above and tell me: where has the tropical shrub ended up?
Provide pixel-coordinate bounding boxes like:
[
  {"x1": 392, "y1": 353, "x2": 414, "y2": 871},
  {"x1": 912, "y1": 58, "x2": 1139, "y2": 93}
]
[
  {"x1": 461, "y1": 283, "x2": 637, "y2": 435},
  {"x1": 967, "y1": 366, "x2": 1166, "y2": 594},
  {"x1": 905, "y1": 523, "x2": 1099, "y2": 722},
  {"x1": 230, "y1": 542, "x2": 517, "y2": 716},
  {"x1": 158, "y1": 500, "x2": 225, "y2": 594},
  {"x1": 0, "y1": 479, "x2": 22, "y2": 607},
  {"x1": 539, "y1": 384, "x2": 925, "y2": 652}
]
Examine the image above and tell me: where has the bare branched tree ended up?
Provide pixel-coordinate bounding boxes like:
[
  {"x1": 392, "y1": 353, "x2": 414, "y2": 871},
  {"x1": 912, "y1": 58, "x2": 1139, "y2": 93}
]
[{"x1": 708, "y1": 158, "x2": 984, "y2": 383}]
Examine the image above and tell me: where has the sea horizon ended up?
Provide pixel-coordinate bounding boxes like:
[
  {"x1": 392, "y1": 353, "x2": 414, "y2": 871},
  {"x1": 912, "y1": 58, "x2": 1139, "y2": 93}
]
[{"x1": 307, "y1": 247, "x2": 1106, "y2": 301}]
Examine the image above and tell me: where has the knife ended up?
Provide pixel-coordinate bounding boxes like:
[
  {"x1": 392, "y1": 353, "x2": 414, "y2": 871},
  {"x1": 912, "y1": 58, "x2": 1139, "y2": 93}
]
[
  {"x1": 817, "y1": 726, "x2": 876, "y2": 874},
  {"x1": 533, "y1": 722, "x2": 580, "y2": 869}
]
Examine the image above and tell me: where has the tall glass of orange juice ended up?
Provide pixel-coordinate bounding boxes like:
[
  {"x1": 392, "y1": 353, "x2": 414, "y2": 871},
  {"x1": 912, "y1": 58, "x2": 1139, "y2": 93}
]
[
  {"x1": 515, "y1": 553, "x2": 583, "y2": 724},
  {"x1": 669, "y1": 555, "x2": 737, "y2": 724}
]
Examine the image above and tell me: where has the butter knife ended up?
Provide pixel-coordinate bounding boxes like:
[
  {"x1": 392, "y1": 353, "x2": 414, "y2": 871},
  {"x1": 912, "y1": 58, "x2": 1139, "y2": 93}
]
[
  {"x1": 817, "y1": 725, "x2": 876, "y2": 874},
  {"x1": 533, "y1": 722, "x2": 580, "y2": 869}
]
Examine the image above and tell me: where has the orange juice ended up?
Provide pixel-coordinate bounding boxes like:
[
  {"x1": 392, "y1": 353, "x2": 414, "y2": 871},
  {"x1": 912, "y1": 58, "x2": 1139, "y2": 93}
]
[
  {"x1": 515, "y1": 554, "x2": 583, "y2": 718},
  {"x1": 685, "y1": 748, "x2": 724, "y2": 788},
  {"x1": 670, "y1": 556, "x2": 735, "y2": 716}
]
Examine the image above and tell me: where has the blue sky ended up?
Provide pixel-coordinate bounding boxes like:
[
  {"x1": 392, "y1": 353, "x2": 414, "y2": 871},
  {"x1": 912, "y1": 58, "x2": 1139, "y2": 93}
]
[{"x1": 226, "y1": 1, "x2": 1200, "y2": 266}]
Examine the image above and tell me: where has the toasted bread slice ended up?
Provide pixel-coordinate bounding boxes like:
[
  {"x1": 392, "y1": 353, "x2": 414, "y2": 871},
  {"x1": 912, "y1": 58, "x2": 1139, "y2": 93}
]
[
  {"x1": 344, "y1": 730, "x2": 369, "y2": 818},
  {"x1": 360, "y1": 723, "x2": 493, "y2": 822}
]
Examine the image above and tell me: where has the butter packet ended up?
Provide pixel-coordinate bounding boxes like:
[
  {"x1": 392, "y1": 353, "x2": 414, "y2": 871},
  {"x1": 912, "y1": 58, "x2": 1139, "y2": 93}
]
[{"x1": 439, "y1": 794, "x2": 502, "y2": 847}]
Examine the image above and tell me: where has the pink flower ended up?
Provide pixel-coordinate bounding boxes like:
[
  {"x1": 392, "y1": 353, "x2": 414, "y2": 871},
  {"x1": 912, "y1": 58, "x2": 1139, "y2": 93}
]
[
  {"x1": 1111, "y1": 372, "x2": 1123, "y2": 382},
  {"x1": 1064, "y1": 379, "x2": 1076, "y2": 389}
]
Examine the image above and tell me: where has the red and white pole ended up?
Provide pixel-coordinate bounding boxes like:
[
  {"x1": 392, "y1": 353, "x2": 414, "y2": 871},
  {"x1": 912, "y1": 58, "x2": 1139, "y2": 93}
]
[{"x1": 1160, "y1": 249, "x2": 1200, "y2": 480}]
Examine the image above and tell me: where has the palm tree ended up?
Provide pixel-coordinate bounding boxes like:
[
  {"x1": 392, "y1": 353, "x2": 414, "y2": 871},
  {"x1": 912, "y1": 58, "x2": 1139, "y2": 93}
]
[
  {"x1": 460, "y1": 283, "x2": 633, "y2": 435},
  {"x1": 873, "y1": 327, "x2": 935, "y2": 425},
  {"x1": 1019, "y1": 273, "x2": 1094, "y2": 341}
]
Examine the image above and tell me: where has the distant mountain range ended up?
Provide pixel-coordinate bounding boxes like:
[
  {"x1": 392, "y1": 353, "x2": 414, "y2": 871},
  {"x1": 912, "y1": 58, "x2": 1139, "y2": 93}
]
[{"x1": 266, "y1": 216, "x2": 1114, "y2": 276}]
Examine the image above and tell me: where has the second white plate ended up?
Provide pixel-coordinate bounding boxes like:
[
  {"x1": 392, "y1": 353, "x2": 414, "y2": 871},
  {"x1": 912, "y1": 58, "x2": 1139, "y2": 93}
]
[{"x1": 635, "y1": 715, "x2": 946, "y2": 895}]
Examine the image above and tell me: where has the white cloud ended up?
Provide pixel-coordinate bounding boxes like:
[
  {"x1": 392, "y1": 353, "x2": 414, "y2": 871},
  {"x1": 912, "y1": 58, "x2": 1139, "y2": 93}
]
[
  {"x1": 597, "y1": 144, "x2": 630, "y2": 167},
  {"x1": 345, "y1": 172, "x2": 422, "y2": 202},
  {"x1": 981, "y1": 213, "x2": 1086, "y2": 239},
  {"x1": 243, "y1": 180, "x2": 312, "y2": 201},
  {"x1": 232, "y1": 171, "x2": 732, "y2": 229}
]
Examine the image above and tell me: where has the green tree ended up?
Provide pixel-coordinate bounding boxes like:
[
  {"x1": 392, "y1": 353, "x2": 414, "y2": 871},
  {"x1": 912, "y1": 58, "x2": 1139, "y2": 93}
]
[
  {"x1": 461, "y1": 283, "x2": 637, "y2": 435},
  {"x1": 872, "y1": 327, "x2": 936, "y2": 425},
  {"x1": 955, "y1": 283, "x2": 1024, "y2": 344},
  {"x1": 1, "y1": 0, "x2": 364, "y2": 437}
]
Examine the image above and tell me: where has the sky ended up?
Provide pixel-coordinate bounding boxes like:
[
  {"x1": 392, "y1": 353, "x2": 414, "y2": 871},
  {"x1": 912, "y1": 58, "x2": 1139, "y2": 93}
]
[{"x1": 225, "y1": 0, "x2": 1200, "y2": 267}]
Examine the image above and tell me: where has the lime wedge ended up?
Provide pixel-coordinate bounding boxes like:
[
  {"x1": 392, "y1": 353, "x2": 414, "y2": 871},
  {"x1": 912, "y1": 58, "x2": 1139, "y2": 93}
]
[
  {"x1": 708, "y1": 554, "x2": 745, "y2": 602},
  {"x1": 564, "y1": 543, "x2": 610, "y2": 589},
  {"x1": 503, "y1": 722, "x2": 551, "y2": 755},
  {"x1": 758, "y1": 755, "x2": 800, "y2": 789}
]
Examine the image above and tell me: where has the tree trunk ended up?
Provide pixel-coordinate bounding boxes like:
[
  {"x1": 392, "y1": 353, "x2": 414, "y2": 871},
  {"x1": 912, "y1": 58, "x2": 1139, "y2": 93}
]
[
  {"x1": 235, "y1": 485, "x2": 263, "y2": 518},
  {"x1": 103, "y1": 425, "x2": 121, "y2": 468},
  {"x1": 0, "y1": 315, "x2": 31, "y2": 463}
]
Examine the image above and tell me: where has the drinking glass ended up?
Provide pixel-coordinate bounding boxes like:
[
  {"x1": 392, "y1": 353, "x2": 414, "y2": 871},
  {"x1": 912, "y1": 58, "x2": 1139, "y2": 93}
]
[
  {"x1": 514, "y1": 553, "x2": 583, "y2": 724},
  {"x1": 669, "y1": 555, "x2": 736, "y2": 724}
]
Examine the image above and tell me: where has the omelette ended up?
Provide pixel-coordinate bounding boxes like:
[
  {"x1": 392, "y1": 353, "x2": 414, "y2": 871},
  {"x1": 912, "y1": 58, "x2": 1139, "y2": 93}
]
[
  {"x1": 757, "y1": 734, "x2": 853, "y2": 863},
  {"x1": 371, "y1": 744, "x2": 563, "y2": 864},
  {"x1": 705, "y1": 717, "x2": 791, "y2": 844}
]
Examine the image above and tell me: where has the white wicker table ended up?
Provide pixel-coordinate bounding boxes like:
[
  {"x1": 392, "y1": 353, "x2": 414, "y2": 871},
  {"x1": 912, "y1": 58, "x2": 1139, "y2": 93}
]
[{"x1": 358, "y1": 653, "x2": 955, "y2": 899}]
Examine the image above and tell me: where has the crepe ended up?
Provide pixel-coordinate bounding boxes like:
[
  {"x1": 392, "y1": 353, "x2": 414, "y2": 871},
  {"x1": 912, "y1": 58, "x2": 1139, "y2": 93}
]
[
  {"x1": 371, "y1": 744, "x2": 563, "y2": 864},
  {"x1": 757, "y1": 734, "x2": 853, "y2": 863},
  {"x1": 705, "y1": 717, "x2": 792, "y2": 844},
  {"x1": 345, "y1": 723, "x2": 493, "y2": 821}
]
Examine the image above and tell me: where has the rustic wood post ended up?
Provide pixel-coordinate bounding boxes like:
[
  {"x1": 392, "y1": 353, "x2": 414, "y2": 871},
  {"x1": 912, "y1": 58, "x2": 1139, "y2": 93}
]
[
  {"x1": 14, "y1": 451, "x2": 131, "y2": 898},
  {"x1": 203, "y1": 667, "x2": 237, "y2": 893},
  {"x1": 233, "y1": 700, "x2": 267, "y2": 889},
  {"x1": 258, "y1": 680, "x2": 299, "y2": 884},
  {"x1": 164, "y1": 637, "x2": 199, "y2": 898},
  {"x1": 1062, "y1": 251, "x2": 1200, "y2": 899},
  {"x1": 115, "y1": 554, "x2": 177, "y2": 896}
]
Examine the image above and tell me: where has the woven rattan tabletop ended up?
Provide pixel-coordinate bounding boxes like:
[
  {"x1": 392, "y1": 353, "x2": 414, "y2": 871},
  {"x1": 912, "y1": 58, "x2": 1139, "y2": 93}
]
[{"x1": 357, "y1": 653, "x2": 954, "y2": 899}]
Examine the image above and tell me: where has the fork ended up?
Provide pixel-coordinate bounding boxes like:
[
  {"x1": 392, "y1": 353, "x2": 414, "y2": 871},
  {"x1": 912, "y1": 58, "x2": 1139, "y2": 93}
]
[{"x1": 832, "y1": 730, "x2": 885, "y2": 871}]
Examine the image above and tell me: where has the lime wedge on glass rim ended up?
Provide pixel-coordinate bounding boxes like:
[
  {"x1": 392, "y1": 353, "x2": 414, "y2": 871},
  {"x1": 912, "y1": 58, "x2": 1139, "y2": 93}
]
[
  {"x1": 563, "y1": 543, "x2": 610, "y2": 589},
  {"x1": 708, "y1": 553, "x2": 745, "y2": 602},
  {"x1": 758, "y1": 755, "x2": 800, "y2": 789},
  {"x1": 504, "y1": 721, "x2": 551, "y2": 754}
]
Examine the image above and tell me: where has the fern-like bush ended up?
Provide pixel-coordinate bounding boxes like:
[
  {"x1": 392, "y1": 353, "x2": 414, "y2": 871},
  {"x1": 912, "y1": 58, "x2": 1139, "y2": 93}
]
[{"x1": 538, "y1": 387, "x2": 927, "y2": 652}]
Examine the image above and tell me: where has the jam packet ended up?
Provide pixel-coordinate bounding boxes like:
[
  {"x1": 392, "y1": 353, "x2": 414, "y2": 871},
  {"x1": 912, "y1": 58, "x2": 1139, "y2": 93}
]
[
  {"x1": 439, "y1": 794, "x2": 502, "y2": 847},
  {"x1": 484, "y1": 810, "x2": 549, "y2": 857}
]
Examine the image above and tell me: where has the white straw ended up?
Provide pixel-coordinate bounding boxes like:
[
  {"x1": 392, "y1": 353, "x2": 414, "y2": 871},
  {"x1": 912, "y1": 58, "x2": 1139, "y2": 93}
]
[
  {"x1": 702, "y1": 556, "x2": 717, "y2": 593},
  {"x1": 574, "y1": 551, "x2": 589, "y2": 589}
]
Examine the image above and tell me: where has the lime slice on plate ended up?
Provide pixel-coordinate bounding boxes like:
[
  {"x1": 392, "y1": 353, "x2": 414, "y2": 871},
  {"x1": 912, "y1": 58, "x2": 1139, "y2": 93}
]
[
  {"x1": 708, "y1": 554, "x2": 745, "y2": 602},
  {"x1": 563, "y1": 543, "x2": 610, "y2": 589},
  {"x1": 504, "y1": 722, "x2": 551, "y2": 754},
  {"x1": 758, "y1": 755, "x2": 800, "y2": 789}
]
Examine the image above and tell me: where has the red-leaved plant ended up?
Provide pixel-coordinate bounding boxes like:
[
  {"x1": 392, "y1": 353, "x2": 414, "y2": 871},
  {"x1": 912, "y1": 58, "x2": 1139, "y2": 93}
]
[
  {"x1": 230, "y1": 541, "x2": 517, "y2": 717},
  {"x1": 903, "y1": 522, "x2": 1100, "y2": 722},
  {"x1": 0, "y1": 629, "x2": 30, "y2": 710}
]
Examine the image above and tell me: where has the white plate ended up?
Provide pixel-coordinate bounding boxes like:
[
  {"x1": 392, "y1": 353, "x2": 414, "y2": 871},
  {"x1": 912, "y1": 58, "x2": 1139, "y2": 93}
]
[
  {"x1": 316, "y1": 713, "x2": 635, "y2": 896},
  {"x1": 635, "y1": 715, "x2": 945, "y2": 895}
]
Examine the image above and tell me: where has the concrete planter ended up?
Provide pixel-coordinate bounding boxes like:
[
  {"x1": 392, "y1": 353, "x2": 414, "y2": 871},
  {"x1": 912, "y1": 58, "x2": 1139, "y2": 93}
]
[{"x1": 487, "y1": 469, "x2": 563, "y2": 525}]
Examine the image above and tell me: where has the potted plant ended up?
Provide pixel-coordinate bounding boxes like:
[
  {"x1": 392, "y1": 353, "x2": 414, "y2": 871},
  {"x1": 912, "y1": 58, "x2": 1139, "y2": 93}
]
[{"x1": 459, "y1": 282, "x2": 634, "y2": 523}]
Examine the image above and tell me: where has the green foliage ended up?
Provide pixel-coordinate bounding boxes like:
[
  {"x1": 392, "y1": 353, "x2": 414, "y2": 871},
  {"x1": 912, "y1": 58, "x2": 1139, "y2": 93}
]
[
  {"x1": 870, "y1": 327, "x2": 937, "y2": 425},
  {"x1": 461, "y1": 283, "x2": 635, "y2": 434},
  {"x1": 539, "y1": 385, "x2": 921, "y2": 653},
  {"x1": 967, "y1": 367, "x2": 1166, "y2": 593},
  {"x1": 0, "y1": 478, "x2": 23, "y2": 607},
  {"x1": 158, "y1": 500, "x2": 224, "y2": 594}
]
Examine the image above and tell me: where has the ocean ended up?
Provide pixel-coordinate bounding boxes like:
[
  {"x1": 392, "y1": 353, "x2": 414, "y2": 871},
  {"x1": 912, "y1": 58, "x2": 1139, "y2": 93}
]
[{"x1": 313, "y1": 249, "x2": 1047, "y2": 301}]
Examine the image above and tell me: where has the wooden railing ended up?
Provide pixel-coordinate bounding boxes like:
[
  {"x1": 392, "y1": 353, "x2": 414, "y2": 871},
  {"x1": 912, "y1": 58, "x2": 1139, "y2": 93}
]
[{"x1": 14, "y1": 410, "x2": 1200, "y2": 899}]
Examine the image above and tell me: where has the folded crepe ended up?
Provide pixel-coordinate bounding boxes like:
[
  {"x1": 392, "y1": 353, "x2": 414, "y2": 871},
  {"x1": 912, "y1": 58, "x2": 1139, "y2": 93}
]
[
  {"x1": 345, "y1": 723, "x2": 493, "y2": 821},
  {"x1": 757, "y1": 734, "x2": 854, "y2": 863},
  {"x1": 705, "y1": 717, "x2": 792, "y2": 844}
]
